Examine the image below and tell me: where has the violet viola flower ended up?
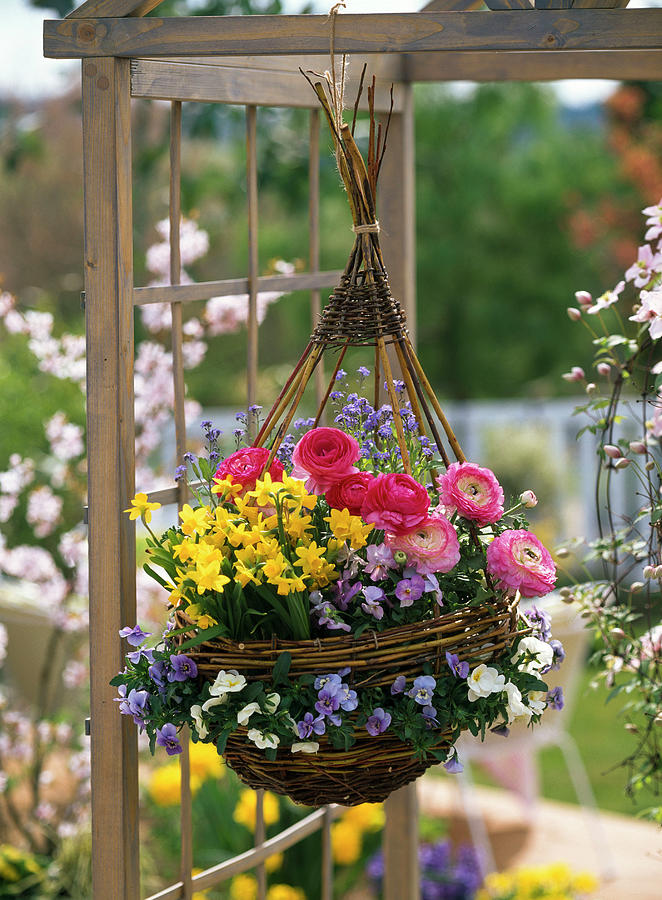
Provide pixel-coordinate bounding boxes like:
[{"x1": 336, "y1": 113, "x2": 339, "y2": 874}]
[
  {"x1": 117, "y1": 688, "x2": 150, "y2": 727},
  {"x1": 446, "y1": 651, "x2": 470, "y2": 680},
  {"x1": 409, "y1": 675, "x2": 436, "y2": 706},
  {"x1": 527, "y1": 605, "x2": 552, "y2": 643},
  {"x1": 296, "y1": 712, "x2": 326, "y2": 739},
  {"x1": 156, "y1": 723, "x2": 183, "y2": 756},
  {"x1": 338, "y1": 684, "x2": 358, "y2": 712},
  {"x1": 168, "y1": 654, "x2": 198, "y2": 682},
  {"x1": 391, "y1": 675, "x2": 407, "y2": 695},
  {"x1": 364, "y1": 544, "x2": 396, "y2": 581},
  {"x1": 333, "y1": 577, "x2": 362, "y2": 611},
  {"x1": 366, "y1": 708, "x2": 391, "y2": 736},
  {"x1": 395, "y1": 575, "x2": 425, "y2": 608},
  {"x1": 119, "y1": 625, "x2": 151, "y2": 647},
  {"x1": 148, "y1": 661, "x2": 167, "y2": 689},
  {"x1": 313, "y1": 601, "x2": 351, "y2": 632},
  {"x1": 549, "y1": 639, "x2": 566, "y2": 671},
  {"x1": 361, "y1": 585, "x2": 385, "y2": 620},
  {"x1": 423, "y1": 573, "x2": 443, "y2": 606},
  {"x1": 443, "y1": 754, "x2": 463, "y2": 774},
  {"x1": 314, "y1": 673, "x2": 342, "y2": 691},
  {"x1": 547, "y1": 686, "x2": 564, "y2": 710},
  {"x1": 490, "y1": 723, "x2": 510, "y2": 738},
  {"x1": 422, "y1": 705, "x2": 438, "y2": 727},
  {"x1": 315, "y1": 685, "x2": 342, "y2": 725},
  {"x1": 126, "y1": 647, "x2": 155, "y2": 665}
]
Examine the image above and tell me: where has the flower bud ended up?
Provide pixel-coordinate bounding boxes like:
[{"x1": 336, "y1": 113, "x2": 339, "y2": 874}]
[
  {"x1": 654, "y1": 714, "x2": 662, "y2": 727},
  {"x1": 559, "y1": 586, "x2": 573, "y2": 598},
  {"x1": 610, "y1": 627, "x2": 626, "y2": 640},
  {"x1": 586, "y1": 382, "x2": 597, "y2": 395},
  {"x1": 654, "y1": 564, "x2": 662, "y2": 579},
  {"x1": 625, "y1": 723, "x2": 639, "y2": 734},
  {"x1": 597, "y1": 362, "x2": 611, "y2": 377},
  {"x1": 630, "y1": 581, "x2": 644, "y2": 593},
  {"x1": 629, "y1": 440, "x2": 647, "y2": 454},
  {"x1": 644, "y1": 565, "x2": 655, "y2": 580},
  {"x1": 603, "y1": 444, "x2": 622, "y2": 459},
  {"x1": 562, "y1": 366, "x2": 585, "y2": 383},
  {"x1": 646, "y1": 460, "x2": 656, "y2": 471},
  {"x1": 575, "y1": 290, "x2": 592, "y2": 307},
  {"x1": 519, "y1": 490, "x2": 538, "y2": 508},
  {"x1": 561, "y1": 593, "x2": 576, "y2": 604},
  {"x1": 393, "y1": 550, "x2": 407, "y2": 566},
  {"x1": 556, "y1": 548, "x2": 570, "y2": 559},
  {"x1": 614, "y1": 458, "x2": 630, "y2": 469},
  {"x1": 567, "y1": 307, "x2": 582, "y2": 322}
]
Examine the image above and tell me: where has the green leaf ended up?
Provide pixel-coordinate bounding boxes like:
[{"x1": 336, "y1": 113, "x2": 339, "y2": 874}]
[
  {"x1": 272, "y1": 651, "x2": 292, "y2": 686},
  {"x1": 177, "y1": 623, "x2": 227, "y2": 650},
  {"x1": 143, "y1": 563, "x2": 170, "y2": 588},
  {"x1": 265, "y1": 747, "x2": 278, "y2": 762},
  {"x1": 215, "y1": 725, "x2": 233, "y2": 755}
]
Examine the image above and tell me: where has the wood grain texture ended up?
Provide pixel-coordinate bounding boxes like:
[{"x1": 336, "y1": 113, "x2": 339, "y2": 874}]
[
  {"x1": 406, "y1": 47, "x2": 662, "y2": 79},
  {"x1": 246, "y1": 105, "x2": 259, "y2": 418},
  {"x1": 384, "y1": 785, "x2": 420, "y2": 900},
  {"x1": 130, "y1": 59, "x2": 403, "y2": 111},
  {"x1": 67, "y1": 0, "x2": 163, "y2": 17},
  {"x1": 421, "y1": 0, "x2": 484, "y2": 10},
  {"x1": 81, "y1": 56, "x2": 139, "y2": 900},
  {"x1": 44, "y1": 10, "x2": 662, "y2": 59},
  {"x1": 133, "y1": 270, "x2": 343, "y2": 305},
  {"x1": 485, "y1": 0, "x2": 533, "y2": 8}
]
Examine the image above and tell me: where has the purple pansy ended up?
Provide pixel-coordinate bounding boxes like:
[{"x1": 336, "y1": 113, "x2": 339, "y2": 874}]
[
  {"x1": 156, "y1": 723, "x2": 183, "y2": 756},
  {"x1": 126, "y1": 647, "x2": 155, "y2": 665},
  {"x1": 296, "y1": 712, "x2": 326, "y2": 739},
  {"x1": 490, "y1": 723, "x2": 510, "y2": 738},
  {"x1": 119, "y1": 625, "x2": 151, "y2": 647},
  {"x1": 446, "y1": 651, "x2": 470, "y2": 680},
  {"x1": 423, "y1": 573, "x2": 443, "y2": 605},
  {"x1": 391, "y1": 675, "x2": 407, "y2": 696},
  {"x1": 549, "y1": 639, "x2": 566, "y2": 671},
  {"x1": 527, "y1": 605, "x2": 552, "y2": 642},
  {"x1": 443, "y1": 754, "x2": 463, "y2": 774},
  {"x1": 364, "y1": 544, "x2": 396, "y2": 581},
  {"x1": 338, "y1": 684, "x2": 358, "y2": 712},
  {"x1": 314, "y1": 674, "x2": 342, "y2": 692},
  {"x1": 366, "y1": 707, "x2": 391, "y2": 736},
  {"x1": 422, "y1": 705, "x2": 438, "y2": 727},
  {"x1": 168, "y1": 654, "x2": 198, "y2": 682},
  {"x1": 395, "y1": 575, "x2": 425, "y2": 608},
  {"x1": 148, "y1": 660, "x2": 167, "y2": 689},
  {"x1": 117, "y1": 687, "x2": 150, "y2": 726},
  {"x1": 313, "y1": 601, "x2": 351, "y2": 632},
  {"x1": 315, "y1": 685, "x2": 342, "y2": 725},
  {"x1": 546, "y1": 686, "x2": 564, "y2": 710},
  {"x1": 333, "y1": 575, "x2": 362, "y2": 611},
  {"x1": 409, "y1": 675, "x2": 436, "y2": 706}
]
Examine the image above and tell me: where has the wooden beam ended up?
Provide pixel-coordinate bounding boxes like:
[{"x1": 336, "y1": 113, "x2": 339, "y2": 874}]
[
  {"x1": 43, "y1": 10, "x2": 662, "y2": 59},
  {"x1": 420, "y1": 0, "x2": 485, "y2": 9},
  {"x1": 81, "y1": 56, "x2": 140, "y2": 900},
  {"x1": 68, "y1": 0, "x2": 164, "y2": 17},
  {"x1": 130, "y1": 59, "x2": 403, "y2": 110},
  {"x1": 406, "y1": 47, "x2": 662, "y2": 80}
]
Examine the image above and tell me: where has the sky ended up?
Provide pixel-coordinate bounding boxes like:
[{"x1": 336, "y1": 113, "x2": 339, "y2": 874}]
[{"x1": 6, "y1": 0, "x2": 624, "y2": 105}]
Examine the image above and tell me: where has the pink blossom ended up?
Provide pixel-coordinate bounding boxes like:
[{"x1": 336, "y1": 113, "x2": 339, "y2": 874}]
[
  {"x1": 566, "y1": 307, "x2": 582, "y2": 322},
  {"x1": 46, "y1": 413, "x2": 84, "y2": 462},
  {"x1": 629, "y1": 289, "x2": 662, "y2": 340},
  {"x1": 3, "y1": 309, "x2": 28, "y2": 334},
  {"x1": 625, "y1": 244, "x2": 662, "y2": 288},
  {"x1": 436, "y1": 462, "x2": 504, "y2": 527},
  {"x1": 141, "y1": 302, "x2": 172, "y2": 333},
  {"x1": 562, "y1": 366, "x2": 585, "y2": 383},
  {"x1": 0, "y1": 291, "x2": 16, "y2": 317},
  {"x1": 27, "y1": 485, "x2": 63, "y2": 538},
  {"x1": 486, "y1": 529, "x2": 556, "y2": 598},
  {"x1": 643, "y1": 201, "x2": 662, "y2": 242},
  {"x1": 0, "y1": 624, "x2": 7, "y2": 668},
  {"x1": 182, "y1": 339, "x2": 207, "y2": 369},
  {"x1": 587, "y1": 281, "x2": 624, "y2": 315},
  {"x1": 519, "y1": 490, "x2": 538, "y2": 508},
  {"x1": 63, "y1": 661, "x2": 88, "y2": 690},
  {"x1": 597, "y1": 362, "x2": 611, "y2": 377},
  {"x1": 386, "y1": 515, "x2": 460, "y2": 575}
]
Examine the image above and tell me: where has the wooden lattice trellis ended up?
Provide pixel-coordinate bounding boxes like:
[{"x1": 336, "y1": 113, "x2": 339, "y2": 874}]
[{"x1": 43, "y1": 1, "x2": 662, "y2": 898}]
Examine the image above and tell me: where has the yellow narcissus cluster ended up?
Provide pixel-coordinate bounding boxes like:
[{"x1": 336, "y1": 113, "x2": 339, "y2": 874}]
[
  {"x1": 163, "y1": 474, "x2": 372, "y2": 624},
  {"x1": 476, "y1": 862, "x2": 598, "y2": 900}
]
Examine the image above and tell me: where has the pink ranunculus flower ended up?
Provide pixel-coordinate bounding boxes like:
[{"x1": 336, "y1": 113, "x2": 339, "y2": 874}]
[
  {"x1": 291, "y1": 426, "x2": 360, "y2": 494},
  {"x1": 386, "y1": 515, "x2": 460, "y2": 575},
  {"x1": 326, "y1": 471, "x2": 375, "y2": 516},
  {"x1": 360, "y1": 473, "x2": 430, "y2": 536},
  {"x1": 214, "y1": 447, "x2": 284, "y2": 494},
  {"x1": 486, "y1": 529, "x2": 556, "y2": 599},
  {"x1": 436, "y1": 462, "x2": 504, "y2": 527}
]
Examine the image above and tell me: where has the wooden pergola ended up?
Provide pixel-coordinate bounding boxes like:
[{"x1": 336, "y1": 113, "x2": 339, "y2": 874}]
[{"x1": 44, "y1": 2, "x2": 662, "y2": 899}]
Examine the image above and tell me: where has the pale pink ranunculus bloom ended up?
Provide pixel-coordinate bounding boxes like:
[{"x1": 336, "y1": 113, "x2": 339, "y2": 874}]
[
  {"x1": 629, "y1": 288, "x2": 662, "y2": 340},
  {"x1": 436, "y1": 462, "x2": 504, "y2": 527},
  {"x1": 386, "y1": 515, "x2": 460, "y2": 575},
  {"x1": 486, "y1": 529, "x2": 556, "y2": 599}
]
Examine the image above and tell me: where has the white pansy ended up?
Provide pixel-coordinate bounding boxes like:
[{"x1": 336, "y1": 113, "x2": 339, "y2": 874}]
[
  {"x1": 247, "y1": 729, "x2": 280, "y2": 750},
  {"x1": 291, "y1": 741, "x2": 319, "y2": 754},
  {"x1": 210, "y1": 669, "x2": 247, "y2": 696},
  {"x1": 190, "y1": 704, "x2": 209, "y2": 739},
  {"x1": 512, "y1": 636, "x2": 554, "y2": 674},
  {"x1": 504, "y1": 682, "x2": 532, "y2": 722},
  {"x1": 527, "y1": 691, "x2": 547, "y2": 716},
  {"x1": 202, "y1": 694, "x2": 228, "y2": 714},
  {"x1": 264, "y1": 692, "x2": 280, "y2": 713},
  {"x1": 237, "y1": 701, "x2": 260, "y2": 726},
  {"x1": 467, "y1": 664, "x2": 506, "y2": 702}
]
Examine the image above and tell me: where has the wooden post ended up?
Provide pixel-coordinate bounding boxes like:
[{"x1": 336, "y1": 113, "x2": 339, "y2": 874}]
[
  {"x1": 81, "y1": 56, "x2": 140, "y2": 900},
  {"x1": 378, "y1": 82, "x2": 420, "y2": 900}
]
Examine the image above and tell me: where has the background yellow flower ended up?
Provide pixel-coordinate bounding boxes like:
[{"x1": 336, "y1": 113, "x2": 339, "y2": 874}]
[
  {"x1": 229, "y1": 873, "x2": 257, "y2": 900},
  {"x1": 146, "y1": 763, "x2": 202, "y2": 807},
  {"x1": 233, "y1": 789, "x2": 280, "y2": 830}
]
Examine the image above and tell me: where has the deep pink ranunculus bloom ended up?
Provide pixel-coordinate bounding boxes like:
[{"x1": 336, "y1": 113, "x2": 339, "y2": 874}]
[
  {"x1": 291, "y1": 427, "x2": 360, "y2": 494},
  {"x1": 325, "y1": 470, "x2": 375, "y2": 516},
  {"x1": 486, "y1": 529, "x2": 556, "y2": 599},
  {"x1": 214, "y1": 446, "x2": 284, "y2": 493},
  {"x1": 436, "y1": 461, "x2": 504, "y2": 526},
  {"x1": 360, "y1": 472, "x2": 430, "y2": 536},
  {"x1": 386, "y1": 515, "x2": 460, "y2": 575}
]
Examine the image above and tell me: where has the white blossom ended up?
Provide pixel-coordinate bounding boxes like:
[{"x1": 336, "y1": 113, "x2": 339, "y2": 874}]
[
  {"x1": 237, "y1": 702, "x2": 261, "y2": 726},
  {"x1": 247, "y1": 729, "x2": 280, "y2": 750},
  {"x1": 467, "y1": 664, "x2": 506, "y2": 701},
  {"x1": 512, "y1": 636, "x2": 554, "y2": 674}
]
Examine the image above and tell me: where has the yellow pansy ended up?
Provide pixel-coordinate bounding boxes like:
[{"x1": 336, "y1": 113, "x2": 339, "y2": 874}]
[
  {"x1": 189, "y1": 742, "x2": 225, "y2": 780},
  {"x1": 230, "y1": 874, "x2": 257, "y2": 900},
  {"x1": 125, "y1": 492, "x2": 161, "y2": 524},
  {"x1": 179, "y1": 503, "x2": 211, "y2": 537},
  {"x1": 266, "y1": 886, "x2": 307, "y2": 900},
  {"x1": 331, "y1": 820, "x2": 362, "y2": 866},
  {"x1": 343, "y1": 803, "x2": 384, "y2": 832},
  {"x1": 147, "y1": 763, "x2": 202, "y2": 806},
  {"x1": 233, "y1": 789, "x2": 280, "y2": 829}
]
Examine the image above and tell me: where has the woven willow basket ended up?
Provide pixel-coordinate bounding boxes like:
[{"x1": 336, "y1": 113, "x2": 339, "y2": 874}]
[{"x1": 175, "y1": 596, "x2": 521, "y2": 805}]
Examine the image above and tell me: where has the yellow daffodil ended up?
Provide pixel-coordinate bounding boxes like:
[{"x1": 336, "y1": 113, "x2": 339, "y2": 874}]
[
  {"x1": 185, "y1": 604, "x2": 218, "y2": 629},
  {"x1": 284, "y1": 513, "x2": 313, "y2": 542},
  {"x1": 233, "y1": 789, "x2": 280, "y2": 830},
  {"x1": 124, "y1": 492, "x2": 161, "y2": 524},
  {"x1": 147, "y1": 763, "x2": 202, "y2": 806},
  {"x1": 211, "y1": 474, "x2": 243, "y2": 501},
  {"x1": 179, "y1": 503, "x2": 211, "y2": 537},
  {"x1": 234, "y1": 561, "x2": 261, "y2": 588},
  {"x1": 229, "y1": 874, "x2": 257, "y2": 900},
  {"x1": 293, "y1": 541, "x2": 327, "y2": 578},
  {"x1": 190, "y1": 560, "x2": 230, "y2": 595},
  {"x1": 342, "y1": 803, "x2": 384, "y2": 831},
  {"x1": 263, "y1": 554, "x2": 286, "y2": 580},
  {"x1": 324, "y1": 508, "x2": 373, "y2": 549},
  {"x1": 331, "y1": 820, "x2": 362, "y2": 866},
  {"x1": 247, "y1": 473, "x2": 278, "y2": 507},
  {"x1": 266, "y1": 886, "x2": 306, "y2": 900}
]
